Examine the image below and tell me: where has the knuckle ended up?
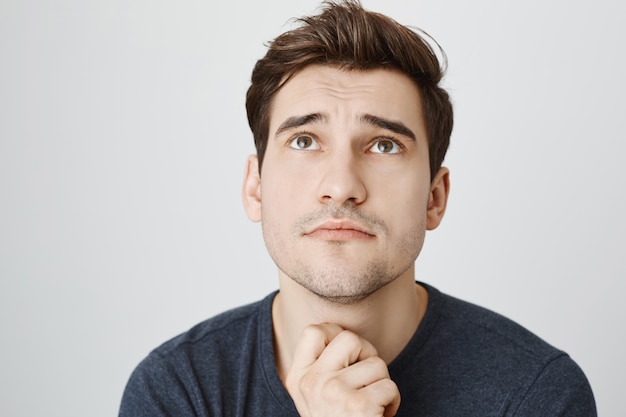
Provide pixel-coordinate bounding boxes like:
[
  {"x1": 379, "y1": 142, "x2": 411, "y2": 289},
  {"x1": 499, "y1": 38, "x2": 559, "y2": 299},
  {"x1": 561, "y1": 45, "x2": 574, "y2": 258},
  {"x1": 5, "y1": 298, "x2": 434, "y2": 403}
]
[
  {"x1": 365, "y1": 355, "x2": 387, "y2": 369},
  {"x1": 335, "y1": 329, "x2": 361, "y2": 348},
  {"x1": 383, "y1": 377, "x2": 399, "y2": 394},
  {"x1": 321, "y1": 376, "x2": 345, "y2": 400},
  {"x1": 345, "y1": 394, "x2": 370, "y2": 414},
  {"x1": 301, "y1": 324, "x2": 326, "y2": 340},
  {"x1": 335, "y1": 330, "x2": 379, "y2": 359},
  {"x1": 298, "y1": 371, "x2": 318, "y2": 396}
]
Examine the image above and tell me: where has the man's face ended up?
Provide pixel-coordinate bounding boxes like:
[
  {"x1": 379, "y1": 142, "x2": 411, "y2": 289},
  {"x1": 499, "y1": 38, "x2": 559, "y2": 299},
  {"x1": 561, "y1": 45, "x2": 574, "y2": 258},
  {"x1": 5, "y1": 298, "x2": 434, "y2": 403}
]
[{"x1": 244, "y1": 65, "x2": 446, "y2": 304}]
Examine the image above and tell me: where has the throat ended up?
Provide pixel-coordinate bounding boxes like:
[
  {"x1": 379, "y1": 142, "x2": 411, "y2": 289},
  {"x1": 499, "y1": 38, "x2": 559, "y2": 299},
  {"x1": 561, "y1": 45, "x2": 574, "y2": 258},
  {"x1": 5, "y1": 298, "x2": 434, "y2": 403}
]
[{"x1": 271, "y1": 278, "x2": 428, "y2": 381}]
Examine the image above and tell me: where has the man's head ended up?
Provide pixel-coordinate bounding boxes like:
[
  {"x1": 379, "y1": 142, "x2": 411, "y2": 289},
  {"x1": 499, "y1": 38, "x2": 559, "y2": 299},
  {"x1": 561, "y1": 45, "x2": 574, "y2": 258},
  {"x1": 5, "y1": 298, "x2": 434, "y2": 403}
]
[
  {"x1": 246, "y1": 0, "x2": 453, "y2": 181},
  {"x1": 242, "y1": 0, "x2": 452, "y2": 304}
]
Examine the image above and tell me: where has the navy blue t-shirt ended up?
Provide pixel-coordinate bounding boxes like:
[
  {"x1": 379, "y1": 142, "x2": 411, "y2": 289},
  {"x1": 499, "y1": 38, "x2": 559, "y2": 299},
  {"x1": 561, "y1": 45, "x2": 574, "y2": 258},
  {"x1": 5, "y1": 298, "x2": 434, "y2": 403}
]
[{"x1": 119, "y1": 284, "x2": 596, "y2": 416}]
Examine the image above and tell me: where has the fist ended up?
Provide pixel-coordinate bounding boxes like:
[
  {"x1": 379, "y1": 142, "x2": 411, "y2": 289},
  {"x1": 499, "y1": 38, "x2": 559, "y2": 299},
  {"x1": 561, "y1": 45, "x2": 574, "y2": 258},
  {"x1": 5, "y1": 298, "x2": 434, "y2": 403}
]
[{"x1": 285, "y1": 323, "x2": 401, "y2": 417}]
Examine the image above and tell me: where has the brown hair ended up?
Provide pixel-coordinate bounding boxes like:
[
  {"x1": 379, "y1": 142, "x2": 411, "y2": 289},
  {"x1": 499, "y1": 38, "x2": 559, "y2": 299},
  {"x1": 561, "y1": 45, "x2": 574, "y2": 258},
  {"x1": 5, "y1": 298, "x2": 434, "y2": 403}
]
[{"x1": 245, "y1": 0, "x2": 453, "y2": 180}]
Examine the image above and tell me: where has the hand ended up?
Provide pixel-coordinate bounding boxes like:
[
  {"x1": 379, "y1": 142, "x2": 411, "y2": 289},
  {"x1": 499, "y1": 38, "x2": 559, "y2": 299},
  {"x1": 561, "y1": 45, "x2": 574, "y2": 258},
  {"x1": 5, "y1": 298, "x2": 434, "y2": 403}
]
[{"x1": 285, "y1": 323, "x2": 401, "y2": 417}]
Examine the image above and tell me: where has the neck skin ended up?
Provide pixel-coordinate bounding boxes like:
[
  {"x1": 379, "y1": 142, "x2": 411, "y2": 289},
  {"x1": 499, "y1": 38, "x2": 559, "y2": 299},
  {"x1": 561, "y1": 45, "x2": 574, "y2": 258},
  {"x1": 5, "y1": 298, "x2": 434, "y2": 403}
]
[{"x1": 271, "y1": 265, "x2": 428, "y2": 382}]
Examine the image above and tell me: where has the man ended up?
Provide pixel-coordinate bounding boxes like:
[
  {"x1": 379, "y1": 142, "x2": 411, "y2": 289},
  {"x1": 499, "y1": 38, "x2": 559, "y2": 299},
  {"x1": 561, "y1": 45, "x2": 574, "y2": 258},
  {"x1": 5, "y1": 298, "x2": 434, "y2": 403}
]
[{"x1": 119, "y1": 1, "x2": 596, "y2": 415}]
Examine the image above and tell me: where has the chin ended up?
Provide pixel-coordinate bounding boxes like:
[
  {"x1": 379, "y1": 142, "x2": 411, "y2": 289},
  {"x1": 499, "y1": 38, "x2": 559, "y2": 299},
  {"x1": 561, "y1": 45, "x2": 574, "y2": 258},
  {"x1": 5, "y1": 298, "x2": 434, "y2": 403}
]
[
  {"x1": 309, "y1": 291, "x2": 377, "y2": 306},
  {"x1": 291, "y1": 264, "x2": 400, "y2": 306}
]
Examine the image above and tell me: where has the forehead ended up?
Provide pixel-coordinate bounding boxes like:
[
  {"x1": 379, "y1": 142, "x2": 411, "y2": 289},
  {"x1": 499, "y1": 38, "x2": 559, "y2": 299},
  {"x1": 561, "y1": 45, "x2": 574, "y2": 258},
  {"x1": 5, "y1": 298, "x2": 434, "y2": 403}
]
[{"x1": 269, "y1": 65, "x2": 425, "y2": 133}]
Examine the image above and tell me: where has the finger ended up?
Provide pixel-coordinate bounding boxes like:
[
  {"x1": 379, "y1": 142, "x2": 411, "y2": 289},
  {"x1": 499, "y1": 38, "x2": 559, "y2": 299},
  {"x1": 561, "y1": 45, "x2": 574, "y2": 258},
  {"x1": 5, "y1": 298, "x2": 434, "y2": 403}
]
[
  {"x1": 290, "y1": 323, "x2": 344, "y2": 370},
  {"x1": 316, "y1": 329, "x2": 379, "y2": 371},
  {"x1": 359, "y1": 378, "x2": 401, "y2": 417},
  {"x1": 335, "y1": 356, "x2": 391, "y2": 389}
]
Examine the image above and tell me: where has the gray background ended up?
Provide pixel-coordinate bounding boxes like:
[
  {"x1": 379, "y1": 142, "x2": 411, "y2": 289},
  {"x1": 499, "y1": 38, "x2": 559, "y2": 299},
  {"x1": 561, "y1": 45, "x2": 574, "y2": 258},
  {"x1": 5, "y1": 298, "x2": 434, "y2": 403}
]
[{"x1": 1, "y1": 0, "x2": 623, "y2": 415}]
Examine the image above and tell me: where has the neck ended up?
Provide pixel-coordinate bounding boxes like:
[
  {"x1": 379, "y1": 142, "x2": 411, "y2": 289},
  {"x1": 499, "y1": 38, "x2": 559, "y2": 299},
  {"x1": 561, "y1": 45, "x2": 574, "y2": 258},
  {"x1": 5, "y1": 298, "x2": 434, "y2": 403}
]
[{"x1": 271, "y1": 266, "x2": 428, "y2": 382}]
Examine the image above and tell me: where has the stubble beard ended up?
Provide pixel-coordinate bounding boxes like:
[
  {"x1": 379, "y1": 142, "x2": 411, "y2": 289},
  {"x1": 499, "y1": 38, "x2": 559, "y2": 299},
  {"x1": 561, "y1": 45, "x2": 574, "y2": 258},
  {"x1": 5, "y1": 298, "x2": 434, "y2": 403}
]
[
  {"x1": 265, "y1": 205, "x2": 426, "y2": 306},
  {"x1": 288, "y1": 257, "x2": 400, "y2": 305}
]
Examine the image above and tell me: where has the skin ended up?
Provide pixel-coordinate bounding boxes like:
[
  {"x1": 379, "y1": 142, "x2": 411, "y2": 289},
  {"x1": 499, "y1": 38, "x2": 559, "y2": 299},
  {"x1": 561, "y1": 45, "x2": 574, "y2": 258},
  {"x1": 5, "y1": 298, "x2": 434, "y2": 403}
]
[{"x1": 242, "y1": 64, "x2": 450, "y2": 416}]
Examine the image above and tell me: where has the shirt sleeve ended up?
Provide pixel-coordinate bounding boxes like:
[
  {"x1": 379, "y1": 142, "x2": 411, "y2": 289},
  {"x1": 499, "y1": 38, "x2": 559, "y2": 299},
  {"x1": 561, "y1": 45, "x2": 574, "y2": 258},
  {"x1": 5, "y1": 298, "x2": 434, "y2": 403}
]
[
  {"x1": 513, "y1": 354, "x2": 597, "y2": 416},
  {"x1": 118, "y1": 352, "x2": 201, "y2": 417}
]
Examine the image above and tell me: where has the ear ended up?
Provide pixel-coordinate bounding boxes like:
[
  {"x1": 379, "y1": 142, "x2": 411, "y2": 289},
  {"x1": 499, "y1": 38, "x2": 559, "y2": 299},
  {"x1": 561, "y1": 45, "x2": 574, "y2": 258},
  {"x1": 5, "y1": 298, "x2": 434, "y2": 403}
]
[
  {"x1": 426, "y1": 167, "x2": 450, "y2": 230},
  {"x1": 242, "y1": 155, "x2": 262, "y2": 222}
]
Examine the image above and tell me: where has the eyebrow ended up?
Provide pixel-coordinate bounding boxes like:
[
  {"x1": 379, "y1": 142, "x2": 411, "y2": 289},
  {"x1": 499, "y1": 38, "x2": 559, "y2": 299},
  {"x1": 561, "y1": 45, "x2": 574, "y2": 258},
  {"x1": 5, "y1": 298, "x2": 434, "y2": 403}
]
[
  {"x1": 273, "y1": 112, "x2": 416, "y2": 141},
  {"x1": 361, "y1": 114, "x2": 416, "y2": 141},
  {"x1": 275, "y1": 113, "x2": 326, "y2": 136}
]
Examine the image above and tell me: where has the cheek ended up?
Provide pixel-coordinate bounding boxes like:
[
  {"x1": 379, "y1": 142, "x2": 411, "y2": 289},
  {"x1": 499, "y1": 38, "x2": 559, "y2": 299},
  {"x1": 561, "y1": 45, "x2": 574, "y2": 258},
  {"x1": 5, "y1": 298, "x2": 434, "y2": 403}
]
[
  {"x1": 373, "y1": 171, "x2": 430, "y2": 208},
  {"x1": 380, "y1": 184, "x2": 431, "y2": 242},
  {"x1": 260, "y1": 168, "x2": 307, "y2": 225},
  {"x1": 261, "y1": 154, "x2": 320, "y2": 203}
]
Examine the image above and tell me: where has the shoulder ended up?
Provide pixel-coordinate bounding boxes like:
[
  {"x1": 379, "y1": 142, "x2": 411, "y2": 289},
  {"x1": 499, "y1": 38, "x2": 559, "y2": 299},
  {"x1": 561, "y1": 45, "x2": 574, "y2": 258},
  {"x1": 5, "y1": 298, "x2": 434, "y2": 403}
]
[
  {"x1": 153, "y1": 295, "x2": 270, "y2": 359},
  {"x1": 430, "y1": 285, "x2": 563, "y2": 361},
  {"x1": 404, "y1": 284, "x2": 597, "y2": 415},
  {"x1": 119, "y1": 292, "x2": 278, "y2": 416}
]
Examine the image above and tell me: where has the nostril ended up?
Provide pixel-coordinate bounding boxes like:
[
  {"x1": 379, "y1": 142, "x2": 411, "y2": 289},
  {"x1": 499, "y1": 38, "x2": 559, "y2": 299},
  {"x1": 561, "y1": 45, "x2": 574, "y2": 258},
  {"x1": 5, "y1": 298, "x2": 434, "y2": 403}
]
[{"x1": 316, "y1": 166, "x2": 367, "y2": 205}]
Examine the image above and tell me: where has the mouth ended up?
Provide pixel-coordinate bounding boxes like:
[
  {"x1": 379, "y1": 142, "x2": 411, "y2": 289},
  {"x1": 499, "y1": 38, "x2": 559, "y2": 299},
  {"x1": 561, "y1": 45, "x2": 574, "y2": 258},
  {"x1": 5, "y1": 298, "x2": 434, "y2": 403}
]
[{"x1": 304, "y1": 220, "x2": 375, "y2": 241}]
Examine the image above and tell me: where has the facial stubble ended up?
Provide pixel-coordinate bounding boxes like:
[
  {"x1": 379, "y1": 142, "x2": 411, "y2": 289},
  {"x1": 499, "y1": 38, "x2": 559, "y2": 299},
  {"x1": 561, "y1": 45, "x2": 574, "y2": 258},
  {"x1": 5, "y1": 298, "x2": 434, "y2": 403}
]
[{"x1": 264, "y1": 205, "x2": 427, "y2": 305}]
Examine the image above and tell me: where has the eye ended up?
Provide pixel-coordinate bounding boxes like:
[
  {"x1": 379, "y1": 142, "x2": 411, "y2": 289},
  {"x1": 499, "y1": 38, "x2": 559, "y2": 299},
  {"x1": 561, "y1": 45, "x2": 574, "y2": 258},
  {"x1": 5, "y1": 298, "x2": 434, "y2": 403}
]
[
  {"x1": 289, "y1": 134, "x2": 320, "y2": 150},
  {"x1": 369, "y1": 138, "x2": 401, "y2": 154}
]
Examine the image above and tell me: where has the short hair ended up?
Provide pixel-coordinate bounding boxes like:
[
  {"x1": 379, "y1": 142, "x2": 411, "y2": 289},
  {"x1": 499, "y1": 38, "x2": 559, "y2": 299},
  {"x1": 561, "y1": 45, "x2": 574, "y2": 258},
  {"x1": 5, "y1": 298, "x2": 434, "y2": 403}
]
[{"x1": 245, "y1": 0, "x2": 453, "y2": 180}]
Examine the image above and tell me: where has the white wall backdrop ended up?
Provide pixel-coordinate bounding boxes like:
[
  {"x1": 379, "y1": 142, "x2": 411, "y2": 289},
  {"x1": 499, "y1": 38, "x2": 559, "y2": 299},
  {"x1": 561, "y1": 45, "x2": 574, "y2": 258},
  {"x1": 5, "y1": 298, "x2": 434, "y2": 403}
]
[{"x1": 1, "y1": 0, "x2": 623, "y2": 415}]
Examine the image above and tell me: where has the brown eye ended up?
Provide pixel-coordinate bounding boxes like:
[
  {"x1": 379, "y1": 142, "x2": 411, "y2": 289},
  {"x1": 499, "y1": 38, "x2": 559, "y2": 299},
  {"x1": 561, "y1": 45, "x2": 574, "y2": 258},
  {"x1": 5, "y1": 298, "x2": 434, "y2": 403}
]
[
  {"x1": 289, "y1": 134, "x2": 319, "y2": 150},
  {"x1": 297, "y1": 136, "x2": 312, "y2": 148},
  {"x1": 371, "y1": 139, "x2": 400, "y2": 154}
]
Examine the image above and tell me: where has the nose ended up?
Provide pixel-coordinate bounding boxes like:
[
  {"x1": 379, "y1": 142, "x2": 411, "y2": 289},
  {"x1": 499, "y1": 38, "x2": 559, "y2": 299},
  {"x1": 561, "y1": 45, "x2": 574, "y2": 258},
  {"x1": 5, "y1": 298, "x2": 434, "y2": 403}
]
[{"x1": 316, "y1": 150, "x2": 367, "y2": 206}]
